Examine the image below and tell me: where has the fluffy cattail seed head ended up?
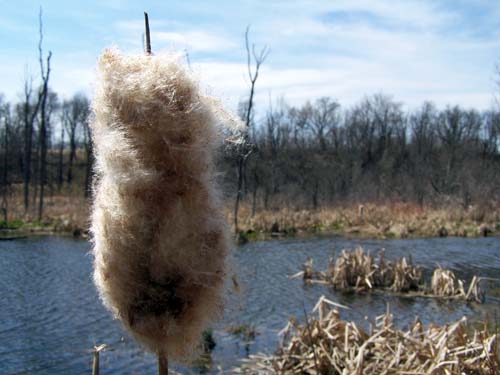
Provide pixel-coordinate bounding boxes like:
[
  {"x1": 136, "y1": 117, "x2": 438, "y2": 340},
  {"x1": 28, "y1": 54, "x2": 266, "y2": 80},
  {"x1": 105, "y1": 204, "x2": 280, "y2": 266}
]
[{"x1": 90, "y1": 48, "x2": 234, "y2": 361}]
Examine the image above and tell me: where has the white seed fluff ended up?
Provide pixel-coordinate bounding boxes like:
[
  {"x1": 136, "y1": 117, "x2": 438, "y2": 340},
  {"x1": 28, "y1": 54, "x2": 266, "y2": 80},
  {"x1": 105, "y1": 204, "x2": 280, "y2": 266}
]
[{"x1": 90, "y1": 48, "x2": 232, "y2": 361}]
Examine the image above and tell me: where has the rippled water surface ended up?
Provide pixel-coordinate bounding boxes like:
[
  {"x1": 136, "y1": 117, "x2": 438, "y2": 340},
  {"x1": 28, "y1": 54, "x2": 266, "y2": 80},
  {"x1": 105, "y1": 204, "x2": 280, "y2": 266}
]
[{"x1": 0, "y1": 235, "x2": 499, "y2": 374}]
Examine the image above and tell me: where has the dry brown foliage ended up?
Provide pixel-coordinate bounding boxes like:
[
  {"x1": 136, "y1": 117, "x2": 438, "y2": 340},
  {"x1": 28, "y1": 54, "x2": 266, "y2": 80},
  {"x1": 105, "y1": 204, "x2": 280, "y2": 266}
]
[
  {"x1": 227, "y1": 202, "x2": 499, "y2": 239},
  {"x1": 294, "y1": 248, "x2": 489, "y2": 303},
  {"x1": 236, "y1": 296, "x2": 499, "y2": 375}
]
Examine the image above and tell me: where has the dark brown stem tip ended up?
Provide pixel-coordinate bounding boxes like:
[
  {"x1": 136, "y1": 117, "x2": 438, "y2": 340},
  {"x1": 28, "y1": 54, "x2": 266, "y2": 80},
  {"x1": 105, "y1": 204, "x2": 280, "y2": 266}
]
[
  {"x1": 144, "y1": 12, "x2": 152, "y2": 55},
  {"x1": 158, "y1": 352, "x2": 168, "y2": 375}
]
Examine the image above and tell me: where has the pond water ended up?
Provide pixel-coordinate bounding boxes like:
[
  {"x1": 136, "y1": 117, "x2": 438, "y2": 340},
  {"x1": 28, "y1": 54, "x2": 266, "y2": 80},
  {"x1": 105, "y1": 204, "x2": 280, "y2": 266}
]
[{"x1": 0, "y1": 235, "x2": 498, "y2": 374}]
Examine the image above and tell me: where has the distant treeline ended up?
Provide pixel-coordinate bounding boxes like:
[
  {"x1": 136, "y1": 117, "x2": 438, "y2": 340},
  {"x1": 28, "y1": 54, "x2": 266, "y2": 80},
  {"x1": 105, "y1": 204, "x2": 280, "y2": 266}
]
[
  {"x1": 222, "y1": 95, "x2": 500, "y2": 212},
  {"x1": 0, "y1": 90, "x2": 92, "y2": 221},
  {"x1": 1, "y1": 90, "x2": 499, "y2": 222}
]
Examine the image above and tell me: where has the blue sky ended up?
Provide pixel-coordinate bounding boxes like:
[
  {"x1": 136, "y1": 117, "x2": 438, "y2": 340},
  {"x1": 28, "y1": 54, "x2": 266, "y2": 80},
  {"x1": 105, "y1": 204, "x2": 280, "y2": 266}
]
[{"x1": 1, "y1": 0, "x2": 500, "y2": 112}]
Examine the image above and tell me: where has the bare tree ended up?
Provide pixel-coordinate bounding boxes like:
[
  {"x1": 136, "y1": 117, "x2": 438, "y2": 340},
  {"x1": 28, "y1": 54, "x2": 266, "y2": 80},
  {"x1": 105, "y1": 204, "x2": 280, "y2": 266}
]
[
  {"x1": 56, "y1": 117, "x2": 65, "y2": 191},
  {"x1": 81, "y1": 102, "x2": 92, "y2": 197},
  {"x1": 62, "y1": 93, "x2": 88, "y2": 186},
  {"x1": 45, "y1": 91, "x2": 59, "y2": 197},
  {"x1": 409, "y1": 101, "x2": 436, "y2": 205},
  {"x1": 234, "y1": 26, "x2": 269, "y2": 234},
  {"x1": 37, "y1": 7, "x2": 52, "y2": 221},
  {"x1": 22, "y1": 75, "x2": 43, "y2": 212},
  {"x1": 0, "y1": 98, "x2": 10, "y2": 222},
  {"x1": 307, "y1": 97, "x2": 340, "y2": 152}
]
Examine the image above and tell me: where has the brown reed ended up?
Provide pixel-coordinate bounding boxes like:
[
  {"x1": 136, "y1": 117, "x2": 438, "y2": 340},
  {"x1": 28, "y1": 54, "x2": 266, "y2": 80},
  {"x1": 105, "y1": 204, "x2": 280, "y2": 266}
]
[
  {"x1": 294, "y1": 247, "x2": 490, "y2": 302},
  {"x1": 226, "y1": 202, "x2": 499, "y2": 239},
  {"x1": 236, "y1": 296, "x2": 499, "y2": 374}
]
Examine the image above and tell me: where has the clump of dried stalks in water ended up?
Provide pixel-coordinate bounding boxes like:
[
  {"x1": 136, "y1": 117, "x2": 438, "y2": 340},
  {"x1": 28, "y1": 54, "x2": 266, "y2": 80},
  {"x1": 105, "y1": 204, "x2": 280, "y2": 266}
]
[
  {"x1": 432, "y1": 266, "x2": 462, "y2": 297},
  {"x1": 294, "y1": 247, "x2": 422, "y2": 293},
  {"x1": 294, "y1": 247, "x2": 490, "y2": 302},
  {"x1": 431, "y1": 267, "x2": 487, "y2": 303},
  {"x1": 91, "y1": 48, "x2": 239, "y2": 362},
  {"x1": 236, "y1": 296, "x2": 499, "y2": 375}
]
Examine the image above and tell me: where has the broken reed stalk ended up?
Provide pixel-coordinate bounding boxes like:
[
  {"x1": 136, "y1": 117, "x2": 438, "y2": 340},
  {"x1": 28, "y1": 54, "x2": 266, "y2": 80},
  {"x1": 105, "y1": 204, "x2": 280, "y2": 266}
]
[
  {"x1": 302, "y1": 303, "x2": 320, "y2": 374},
  {"x1": 92, "y1": 345, "x2": 106, "y2": 375},
  {"x1": 92, "y1": 350, "x2": 99, "y2": 375},
  {"x1": 237, "y1": 296, "x2": 499, "y2": 374}
]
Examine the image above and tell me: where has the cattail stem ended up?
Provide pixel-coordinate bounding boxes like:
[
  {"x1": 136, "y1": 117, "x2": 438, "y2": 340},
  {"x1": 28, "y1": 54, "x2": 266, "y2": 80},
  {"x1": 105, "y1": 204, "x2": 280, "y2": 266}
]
[
  {"x1": 158, "y1": 352, "x2": 168, "y2": 375},
  {"x1": 144, "y1": 12, "x2": 151, "y2": 55},
  {"x1": 92, "y1": 350, "x2": 99, "y2": 375}
]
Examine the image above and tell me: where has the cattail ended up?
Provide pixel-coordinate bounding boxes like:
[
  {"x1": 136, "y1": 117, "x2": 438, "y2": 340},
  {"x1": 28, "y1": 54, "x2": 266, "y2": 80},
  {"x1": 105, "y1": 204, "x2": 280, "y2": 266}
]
[{"x1": 90, "y1": 48, "x2": 235, "y2": 362}]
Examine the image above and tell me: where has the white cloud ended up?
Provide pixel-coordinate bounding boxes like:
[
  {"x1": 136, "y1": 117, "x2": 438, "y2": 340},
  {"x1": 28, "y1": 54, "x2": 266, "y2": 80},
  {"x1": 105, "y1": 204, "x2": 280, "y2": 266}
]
[
  {"x1": 113, "y1": 19, "x2": 237, "y2": 54},
  {"x1": 192, "y1": 58, "x2": 495, "y2": 113},
  {"x1": 114, "y1": 19, "x2": 176, "y2": 34},
  {"x1": 237, "y1": 0, "x2": 499, "y2": 111},
  {"x1": 0, "y1": 51, "x2": 96, "y2": 102},
  {"x1": 155, "y1": 31, "x2": 237, "y2": 53},
  {"x1": 1, "y1": 0, "x2": 497, "y2": 113}
]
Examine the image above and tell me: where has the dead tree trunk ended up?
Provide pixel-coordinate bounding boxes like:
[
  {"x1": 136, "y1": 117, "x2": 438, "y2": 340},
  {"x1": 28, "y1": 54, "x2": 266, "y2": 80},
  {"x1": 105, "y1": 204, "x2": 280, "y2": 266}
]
[
  {"x1": 57, "y1": 124, "x2": 64, "y2": 191},
  {"x1": 23, "y1": 82, "x2": 42, "y2": 213},
  {"x1": 251, "y1": 166, "x2": 259, "y2": 217},
  {"x1": 1, "y1": 106, "x2": 9, "y2": 222},
  {"x1": 234, "y1": 26, "x2": 268, "y2": 234},
  {"x1": 37, "y1": 8, "x2": 52, "y2": 222},
  {"x1": 83, "y1": 118, "x2": 93, "y2": 198}
]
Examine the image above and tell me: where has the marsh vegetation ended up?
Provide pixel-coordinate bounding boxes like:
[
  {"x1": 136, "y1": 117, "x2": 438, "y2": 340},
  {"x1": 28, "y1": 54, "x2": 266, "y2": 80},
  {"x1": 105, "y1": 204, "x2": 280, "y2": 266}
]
[{"x1": 1, "y1": 236, "x2": 498, "y2": 374}]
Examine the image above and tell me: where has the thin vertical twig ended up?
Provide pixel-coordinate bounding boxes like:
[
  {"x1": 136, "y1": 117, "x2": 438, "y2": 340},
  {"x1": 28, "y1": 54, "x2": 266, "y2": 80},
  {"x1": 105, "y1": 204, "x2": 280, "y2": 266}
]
[{"x1": 144, "y1": 12, "x2": 151, "y2": 55}]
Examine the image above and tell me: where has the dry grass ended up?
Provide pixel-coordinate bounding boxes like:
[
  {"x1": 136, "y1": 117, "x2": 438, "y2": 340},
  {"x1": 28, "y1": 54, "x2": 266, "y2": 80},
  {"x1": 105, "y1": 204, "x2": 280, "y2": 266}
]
[
  {"x1": 235, "y1": 296, "x2": 499, "y2": 375},
  {"x1": 294, "y1": 247, "x2": 491, "y2": 303},
  {"x1": 2, "y1": 194, "x2": 499, "y2": 240},
  {"x1": 227, "y1": 202, "x2": 500, "y2": 239},
  {"x1": 1, "y1": 185, "x2": 89, "y2": 234}
]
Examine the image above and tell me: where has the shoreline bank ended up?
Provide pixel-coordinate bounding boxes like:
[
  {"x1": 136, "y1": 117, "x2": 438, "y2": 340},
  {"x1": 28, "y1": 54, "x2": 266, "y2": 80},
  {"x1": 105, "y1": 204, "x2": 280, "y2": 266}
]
[{"x1": 2, "y1": 201, "x2": 499, "y2": 242}]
